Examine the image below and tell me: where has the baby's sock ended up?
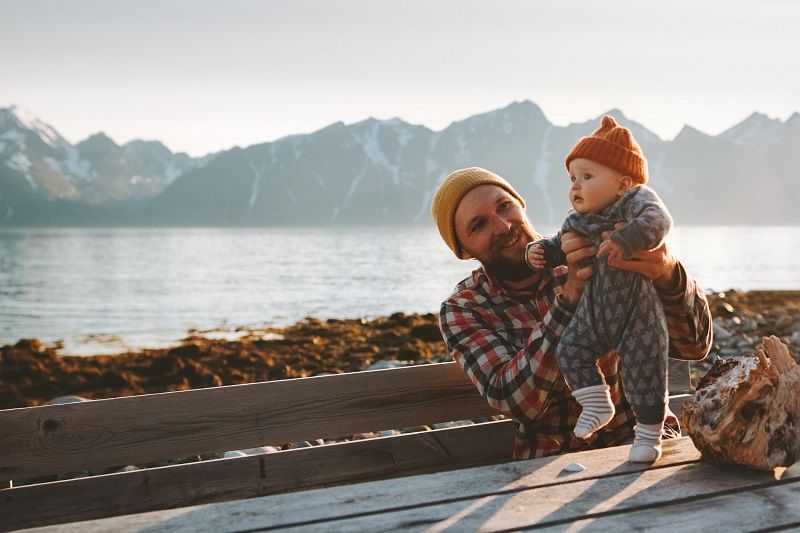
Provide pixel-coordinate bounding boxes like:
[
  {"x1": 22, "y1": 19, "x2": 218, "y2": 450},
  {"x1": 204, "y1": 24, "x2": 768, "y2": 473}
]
[
  {"x1": 628, "y1": 422, "x2": 663, "y2": 462},
  {"x1": 572, "y1": 384, "x2": 614, "y2": 439}
]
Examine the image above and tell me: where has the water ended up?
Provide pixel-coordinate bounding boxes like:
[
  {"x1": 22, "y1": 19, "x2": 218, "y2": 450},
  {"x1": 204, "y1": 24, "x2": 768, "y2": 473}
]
[{"x1": 1, "y1": 226, "x2": 798, "y2": 355}]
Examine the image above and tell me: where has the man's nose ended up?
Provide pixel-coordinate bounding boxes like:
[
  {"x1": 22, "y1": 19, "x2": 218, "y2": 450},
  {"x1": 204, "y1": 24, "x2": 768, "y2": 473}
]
[{"x1": 492, "y1": 215, "x2": 513, "y2": 233}]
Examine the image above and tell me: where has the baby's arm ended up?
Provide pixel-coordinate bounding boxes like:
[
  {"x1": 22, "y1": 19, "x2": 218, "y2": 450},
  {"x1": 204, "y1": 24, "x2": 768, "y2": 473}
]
[
  {"x1": 525, "y1": 234, "x2": 566, "y2": 270},
  {"x1": 610, "y1": 186, "x2": 673, "y2": 258}
]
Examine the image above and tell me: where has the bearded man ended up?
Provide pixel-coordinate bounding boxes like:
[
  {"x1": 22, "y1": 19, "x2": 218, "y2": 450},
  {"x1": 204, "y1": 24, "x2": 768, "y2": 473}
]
[{"x1": 432, "y1": 167, "x2": 712, "y2": 459}]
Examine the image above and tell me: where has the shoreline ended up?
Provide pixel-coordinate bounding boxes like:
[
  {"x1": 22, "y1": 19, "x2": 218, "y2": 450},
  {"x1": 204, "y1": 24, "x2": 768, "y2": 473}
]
[{"x1": 2, "y1": 290, "x2": 799, "y2": 410}]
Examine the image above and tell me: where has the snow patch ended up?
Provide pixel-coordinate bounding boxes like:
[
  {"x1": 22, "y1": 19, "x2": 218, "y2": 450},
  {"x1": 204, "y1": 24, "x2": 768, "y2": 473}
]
[
  {"x1": 351, "y1": 122, "x2": 401, "y2": 185},
  {"x1": 284, "y1": 187, "x2": 298, "y2": 204},
  {"x1": 164, "y1": 162, "x2": 182, "y2": 184},
  {"x1": 43, "y1": 156, "x2": 62, "y2": 173},
  {"x1": 343, "y1": 158, "x2": 369, "y2": 208},
  {"x1": 64, "y1": 147, "x2": 92, "y2": 181},
  {"x1": 1, "y1": 129, "x2": 26, "y2": 148},
  {"x1": 7, "y1": 151, "x2": 31, "y2": 172},
  {"x1": 8, "y1": 106, "x2": 64, "y2": 148},
  {"x1": 531, "y1": 125, "x2": 553, "y2": 222},
  {"x1": 247, "y1": 162, "x2": 263, "y2": 208}
]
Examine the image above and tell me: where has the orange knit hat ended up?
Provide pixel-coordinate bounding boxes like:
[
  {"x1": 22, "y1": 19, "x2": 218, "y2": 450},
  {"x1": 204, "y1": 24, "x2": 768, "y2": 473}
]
[{"x1": 564, "y1": 115, "x2": 648, "y2": 184}]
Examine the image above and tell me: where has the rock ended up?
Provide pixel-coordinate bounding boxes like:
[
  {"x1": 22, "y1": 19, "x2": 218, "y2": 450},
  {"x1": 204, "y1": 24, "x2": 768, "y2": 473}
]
[
  {"x1": 775, "y1": 313, "x2": 795, "y2": 331},
  {"x1": 791, "y1": 331, "x2": 800, "y2": 344},
  {"x1": 713, "y1": 324, "x2": 732, "y2": 341},
  {"x1": 45, "y1": 395, "x2": 90, "y2": 405},
  {"x1": 717, "y1": 302, "x2": 736, "y2": 316},
  {"x1": 367, "y1": 360, "x2": 410, "y2": 371},
  {"x1": 409, "y1": 323, "x2": 443, "y2": 343},
  {"x1": 561, "y1": 462, "x2": 586, "y2": 473}
]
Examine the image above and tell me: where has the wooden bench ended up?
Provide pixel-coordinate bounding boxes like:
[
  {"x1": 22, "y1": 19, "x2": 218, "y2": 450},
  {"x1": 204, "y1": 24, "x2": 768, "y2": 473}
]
[{"x1": 0, "y1": 359, "x2": 693, "y2": 531}]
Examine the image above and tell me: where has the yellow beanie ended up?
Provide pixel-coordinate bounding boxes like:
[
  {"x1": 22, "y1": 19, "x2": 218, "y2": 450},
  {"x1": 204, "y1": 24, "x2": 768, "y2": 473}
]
[
  {"x1": 431, "y1": 167, "x2": 525, "y2": 258},
  {"x1": 565, "y1": 115, "x2": 649, "y2": 184}
]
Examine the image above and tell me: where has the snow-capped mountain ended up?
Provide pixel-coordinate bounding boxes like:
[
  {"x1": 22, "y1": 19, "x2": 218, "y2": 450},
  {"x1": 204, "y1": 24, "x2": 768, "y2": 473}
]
[
  {"x1": 1, "y1": 102, "x2": 798, "y2": 226},
  {"x1": 0, "y1": 106, "x2": 200, "y2": 222}
]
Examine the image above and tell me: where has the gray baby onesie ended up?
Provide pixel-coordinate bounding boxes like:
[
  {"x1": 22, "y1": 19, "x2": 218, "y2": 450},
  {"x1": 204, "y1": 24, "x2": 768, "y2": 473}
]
[{"x1": 530, "y1": 185, "x2": 672, "y2": 424}]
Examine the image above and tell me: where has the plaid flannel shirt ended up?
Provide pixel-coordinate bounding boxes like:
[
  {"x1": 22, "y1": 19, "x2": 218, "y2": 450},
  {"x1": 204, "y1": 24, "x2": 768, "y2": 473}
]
[{"x1": 439, "y1": 263, "x2": 712, "y2": 460}]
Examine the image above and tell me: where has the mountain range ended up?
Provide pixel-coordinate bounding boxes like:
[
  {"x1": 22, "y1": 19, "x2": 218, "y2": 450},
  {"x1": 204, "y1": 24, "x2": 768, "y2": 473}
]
[{"x1": 1, "y1": 102, "x2": 798, "y2": 227}]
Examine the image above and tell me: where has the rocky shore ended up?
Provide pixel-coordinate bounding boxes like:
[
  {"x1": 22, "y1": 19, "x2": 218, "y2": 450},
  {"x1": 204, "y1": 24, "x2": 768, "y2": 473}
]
[{"x1": 2, "y1": 290, "x2": 799, "y2": 410}]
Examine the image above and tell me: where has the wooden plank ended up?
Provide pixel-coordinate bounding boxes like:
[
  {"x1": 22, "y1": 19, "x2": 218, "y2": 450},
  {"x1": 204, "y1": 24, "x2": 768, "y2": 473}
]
[
  {"x1": 0, "y1": 358, "x2": 692, "y2": 482},
  {"x1": 26, "y1": 438, "x2": 703, "y2": 532},
  {"x1": 0, "y1": 362, "x2": 496, "y2": 480},
  {"x1": 0, "y1": 421, "x2": 515, "y2": 531},
  {"x1": 536, "y1": 482, "x2": 800, "y2": 532},
  {"x1": 277, "y1": 463, "x2": 785, "y2": 532}
]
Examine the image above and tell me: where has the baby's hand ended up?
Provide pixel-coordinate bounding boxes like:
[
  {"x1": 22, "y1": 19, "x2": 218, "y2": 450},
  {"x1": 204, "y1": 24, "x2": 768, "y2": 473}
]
[
  {"x1": 597, "y1": 239, "x2": 625, "y2": 263},
  {"x1": 526, "y1": 242, "x2": 547, "y2": 270}
]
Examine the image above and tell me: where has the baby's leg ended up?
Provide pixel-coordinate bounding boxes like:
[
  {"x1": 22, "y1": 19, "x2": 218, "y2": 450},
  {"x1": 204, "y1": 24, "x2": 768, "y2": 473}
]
[
  {"x1": 557, "y1": 296, "x2": 614, "y2": 439},
  {"x1": 616, "y1": 287, "x2": 669, "y2": 462}
]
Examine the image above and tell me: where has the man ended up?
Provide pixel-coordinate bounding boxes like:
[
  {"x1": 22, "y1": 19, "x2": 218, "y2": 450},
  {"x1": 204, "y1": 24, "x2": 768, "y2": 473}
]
[{"x1": 432, "y1": 167, "x2": 712, "y2": 460}]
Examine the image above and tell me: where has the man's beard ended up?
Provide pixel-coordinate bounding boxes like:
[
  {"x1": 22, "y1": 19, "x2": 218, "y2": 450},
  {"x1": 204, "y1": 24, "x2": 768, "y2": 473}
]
[{"x1": 483, "y1": 222, "x2": 540, "y2": 282}]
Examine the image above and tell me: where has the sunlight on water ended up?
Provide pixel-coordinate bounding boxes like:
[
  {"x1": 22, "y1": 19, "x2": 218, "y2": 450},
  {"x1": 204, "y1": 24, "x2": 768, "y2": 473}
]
[{"x1": 0, "y1": 226, "x2": 797, "y2": 354}]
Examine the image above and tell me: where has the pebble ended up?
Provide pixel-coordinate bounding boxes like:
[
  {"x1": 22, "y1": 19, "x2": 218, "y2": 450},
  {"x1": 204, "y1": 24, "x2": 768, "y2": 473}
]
[
  {"x1": 561, "y1": 462, "x2": 586, "y2": 473},
  {"x1": 367, "y1": 360, "x2": 411, "y2": 371},
  {"x1": 713, "y1": 324, "x2": 732, "y2": 341}
]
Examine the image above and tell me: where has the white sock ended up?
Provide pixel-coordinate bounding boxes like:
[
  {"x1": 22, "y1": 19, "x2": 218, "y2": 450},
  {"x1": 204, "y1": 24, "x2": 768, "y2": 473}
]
[
  {"x1": 628, "y1": 422, "x2": 663, "y2": 462},
  {"x1": 572, "y1": 384, "x2": 614, "y2": 439}
]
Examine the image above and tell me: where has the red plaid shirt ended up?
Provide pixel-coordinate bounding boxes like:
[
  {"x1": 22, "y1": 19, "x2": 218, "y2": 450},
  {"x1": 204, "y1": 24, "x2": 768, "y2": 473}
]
[{"x1": 439, "y1": 264, "x2": 712, "y2": 460}]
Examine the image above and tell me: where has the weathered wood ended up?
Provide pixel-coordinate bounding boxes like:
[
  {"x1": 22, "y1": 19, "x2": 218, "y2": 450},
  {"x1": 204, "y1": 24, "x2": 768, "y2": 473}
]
[
  {"x1": 0, "y1": 362, "x2": 496, "y2": 480},
  {"x1": 275, "y1": 463, "x2": 782, "y2": 532},
  {"x1": 0, "y1": 421, "x2": 515, "y2": 531},
  {"x1": 681, "y1": 336, "x2": 800, "y2": 470},
  {"x1": 536, "y1": 481, "x2": 800, "y2": 532},
  {"x1": 0, "y1": 359, "x2": 693, "y2": 483},
  {"x1": 25, "y1": 438, "x2": 703, "y2": 532}
]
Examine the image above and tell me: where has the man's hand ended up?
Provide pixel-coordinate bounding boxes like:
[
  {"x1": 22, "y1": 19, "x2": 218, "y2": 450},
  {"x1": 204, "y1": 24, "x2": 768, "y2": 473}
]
[
  {"x1": 601, "y1": 224, "x2": 679, "y2": 291},
  {"x1": 560, "y1": 231, "x2": 596, "y2": 307}
]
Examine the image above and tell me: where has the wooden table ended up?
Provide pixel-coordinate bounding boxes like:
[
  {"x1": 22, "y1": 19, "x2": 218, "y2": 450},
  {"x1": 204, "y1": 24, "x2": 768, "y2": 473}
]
[{"x1": 21, "y1": 437, "x2": 800, "y2": 532}]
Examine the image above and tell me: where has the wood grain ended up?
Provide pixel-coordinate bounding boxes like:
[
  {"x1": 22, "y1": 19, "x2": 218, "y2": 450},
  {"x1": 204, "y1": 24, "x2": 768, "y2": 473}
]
[
  {"x1": 0, "y1": 360, "x2": 693, "y2": 482},
  {"x1": 20, "y1": 438, "x2": 704, "y2": 532},
  {"x1": 0, "y1": 421, "x2": 515, "y2": 531},
  {"x1": 0, "y1": 362, "x2": 495, "y2": 480}
]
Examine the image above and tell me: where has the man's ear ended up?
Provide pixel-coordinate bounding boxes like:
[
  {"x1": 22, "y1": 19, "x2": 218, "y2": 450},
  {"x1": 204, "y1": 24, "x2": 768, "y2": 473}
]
[
  {"x1": 618, "y1": 175, "x2": 633, "y2": 195},
  {"x1": 459, "y1": 248, "x2": 473, "y2": 260}
]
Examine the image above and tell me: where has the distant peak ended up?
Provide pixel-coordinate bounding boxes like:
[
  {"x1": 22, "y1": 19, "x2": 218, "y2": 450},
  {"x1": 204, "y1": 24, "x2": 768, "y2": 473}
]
[
  {"x1": 79, "y1": 132, "x2": 119, "y2": 149},
  {"x1": 675, "y1": 124, "x2": 710, "y2": 140},
  {"x1": 597, "y1": 108, "x2": 629, "y2": 124}
]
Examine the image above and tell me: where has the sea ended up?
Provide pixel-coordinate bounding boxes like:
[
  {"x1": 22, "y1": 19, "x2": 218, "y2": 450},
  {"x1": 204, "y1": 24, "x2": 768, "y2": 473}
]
[{"x1": 1, "y1": 226, "x2": 798, "y2": 355}]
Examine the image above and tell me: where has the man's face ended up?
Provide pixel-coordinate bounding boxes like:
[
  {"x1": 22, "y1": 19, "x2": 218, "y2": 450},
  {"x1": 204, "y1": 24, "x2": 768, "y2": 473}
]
[{"x1": 454, "y1": 184, "x2": 538, "y2": 282}]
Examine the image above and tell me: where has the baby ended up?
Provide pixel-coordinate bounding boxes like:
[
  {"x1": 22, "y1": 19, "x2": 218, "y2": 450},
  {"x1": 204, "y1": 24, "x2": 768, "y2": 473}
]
[{"x1": 527, "y1": 115, "x2": 672, "y2": 462}]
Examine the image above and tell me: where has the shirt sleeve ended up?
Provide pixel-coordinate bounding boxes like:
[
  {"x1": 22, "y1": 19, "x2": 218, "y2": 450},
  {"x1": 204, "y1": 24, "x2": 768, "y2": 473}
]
[
  {"x1": 439, "y1": 292, "x2": 574, "y2": 425},
  {"x1": 611, "y1": 186, "x2": 673, "y2": 258},
  {"x1": 658, "y1": 262, "x2": 713, "y2": 361}
]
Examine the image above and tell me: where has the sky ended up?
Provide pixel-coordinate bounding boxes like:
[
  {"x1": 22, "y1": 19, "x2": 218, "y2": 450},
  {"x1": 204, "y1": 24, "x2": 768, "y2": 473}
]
[{"x1": 1, "y1": 0, "x2": 798, "y2": 156}]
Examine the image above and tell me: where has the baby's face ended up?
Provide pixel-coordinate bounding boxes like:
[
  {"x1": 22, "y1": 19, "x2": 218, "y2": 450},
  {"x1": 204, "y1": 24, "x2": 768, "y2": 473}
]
[{"x1": 567, "y1": 158, "x2": 632, "y2": 214}]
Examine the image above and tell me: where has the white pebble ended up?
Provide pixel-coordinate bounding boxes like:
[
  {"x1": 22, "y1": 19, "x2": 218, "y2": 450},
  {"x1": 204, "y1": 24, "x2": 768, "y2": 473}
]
[{"x1": 562, "y1": 462, "x2": 586, "y2": 473}]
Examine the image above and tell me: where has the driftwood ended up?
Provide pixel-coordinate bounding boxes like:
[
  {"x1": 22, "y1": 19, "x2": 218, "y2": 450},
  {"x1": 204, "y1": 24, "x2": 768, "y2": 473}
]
[{"x1": 680, "y1": 336, "x2": 800, "y2": 471}]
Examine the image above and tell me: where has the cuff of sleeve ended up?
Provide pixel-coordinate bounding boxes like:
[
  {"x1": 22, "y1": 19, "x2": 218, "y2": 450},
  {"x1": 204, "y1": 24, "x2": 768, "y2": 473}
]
[
  {"x1": 657, "y1": 262, "x2": 694, "y2": 310},
  {"x1": 555, "y1": 293, "x2": 577, "y2": 317}
]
